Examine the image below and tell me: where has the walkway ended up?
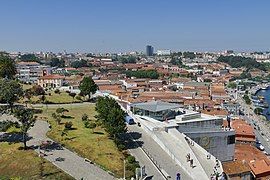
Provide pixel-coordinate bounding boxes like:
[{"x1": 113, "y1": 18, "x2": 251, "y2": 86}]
[{"x1": 27, "y1": 120, "x2": 115, "y2": 180}]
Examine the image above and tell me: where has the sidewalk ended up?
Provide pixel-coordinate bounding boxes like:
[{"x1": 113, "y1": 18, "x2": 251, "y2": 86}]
[{"x1": 28, "y1": 120, "x2": 115, "y2": 180}]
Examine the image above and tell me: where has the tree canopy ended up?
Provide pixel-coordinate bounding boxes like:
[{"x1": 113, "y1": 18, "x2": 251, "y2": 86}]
[
  {"x1": 50, "y1": 58, "x2": 65, "y2": 67},
  {"x1": 71, "y1": 59, "x2": 90, "y2": 68},
  {"x1": 170, "y1": 58, "x2": 183, "y2": 67},
  {"x1": 79, "y1": 76, "x2": 98, "y2": 99},
  {"x1": 125, "y1": 69, "x2": 159, "y2": 79},
  {"x1": 14, "y1": 107, "x2": 36, "y2": 149},
  {"x1": 118, "y1": 56, "x2": 137, "y2": 64},
  {"x1": 0, "y1": 53, "x2": 16, "y2": 79},
  {"x1": 183, "y1": 52, "x2": 196, "y2": 59},
  {"x1": 217, "y1": 55, "x2": 266, "y2": 71},
  {"x1": 20, "y1": 54, "x2": 39, "y2": 62},
  {"x1": 0, "y1": 79, "x2": 23, "y2": 110},
  {"x1": 95, "y1": 96, "x2": 126, "y2": 139}
]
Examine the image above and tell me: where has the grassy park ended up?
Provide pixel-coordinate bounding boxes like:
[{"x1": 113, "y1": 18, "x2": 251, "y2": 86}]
[
  {"x1": 20, "y1": 90, "x2": 83, "y2": 104},
  {"x1": 36, "y1": 103, "x2": 126, "y2": 177},
  {"x1": 0, "y1": 142, "x2": 73, "y2": 179}
]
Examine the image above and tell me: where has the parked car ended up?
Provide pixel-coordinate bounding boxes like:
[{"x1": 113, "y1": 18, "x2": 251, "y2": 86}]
[{"x1": 125, "y1": 116, "x2": 135, "y2": 125}]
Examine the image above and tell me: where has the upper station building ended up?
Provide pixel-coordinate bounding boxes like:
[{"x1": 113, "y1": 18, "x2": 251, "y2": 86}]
[{"x1": 125, "y1": 100, "x2": 234, "y2": 179}]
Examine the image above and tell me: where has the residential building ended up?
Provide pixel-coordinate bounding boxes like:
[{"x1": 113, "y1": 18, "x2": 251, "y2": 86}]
[
  {"x1": 37, "y1": 74, "x2": 65, "y2": 88},
  {"x1": 16, "y1": 61, "x2": 51, "y2": 84}
]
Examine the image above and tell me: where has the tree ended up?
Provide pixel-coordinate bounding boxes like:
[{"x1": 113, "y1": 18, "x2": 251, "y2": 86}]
[
  {"x1": 56, "y1": 107, "x2": 69, "y2": 117},
  {"x1": 69, "y1": 92, "x2": 76, "y2": 101},
  {"x1": 0, "y1": 79, "x2": 23, "y2": 111},
  {"x1": 82, "y1": 114, "x2": 89, "y2": 121},
  {"x1": 40, "y1": 95, "x2": 46, "y2": 104},
  {"x1": 217, "y1": 55, "x2": 266, "y2": 71},
  {"x1": 183, "y1": 52, "x2": 196, "y2": 59},
  {"x1": 95, "y1": 97, "x2": 126, "y2": 139},
  {"x1": 254, "y1": 108, "x2": 263, "y2": 115},
  {"x1": 14, "y1": 107, "x2": 36, "y2": 149},
  {"x1": 71, "y1": 59, "x2": 90, "y2": 68},
  {"x1": 30, "y1": 85, "x2": 45, "y2": 96},
  {"x1": 243, "y1": 94, "x2": 251, "y2": 105},
  {"x1": 125, "y1": 70, "x2": 159, "y2": 79},
  {"x1": 20, "y1": 54, "x2": 39, "y2": 62},
  {"x1": 50, "y1": 58, "x2": 65, "y2": 67},
  {"x1": 0, "y1": 53, "x2": 16, "y2": 79},
  {"x1": 79, "y1": 77, "x2": 98, "y2": 100},
  {"x1": 88, "y1": 122, "x2": 96, "y2": 133},
  {"x1": 64, "y1": 121, "x2": 73, "y2": 130},
  {"x1": 227, "y1": 82, "x2": 237, "y2": 89},
  {"x1": 24, "y1": 89, "x2": 32, "y2": 107},
  {"x1": 52, "y1": 112, "x2": 61, "y2": 125},
  {"x1": 170, "y1": 58, "x2": 182, "y2": 67}
]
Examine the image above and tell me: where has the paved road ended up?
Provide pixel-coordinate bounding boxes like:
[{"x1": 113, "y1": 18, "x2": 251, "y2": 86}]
[
  {"x1": 125, "y1": 127, "x2": 165, "y2": 180},
  {"x1": 128, "y1": 125, "x2": 191, "y2": 180},
  {"x1": 237, "y1": 93, "x2": 270, "y2": 153},
  {"x1": 27, "y1": 120, "x2": 115, "y2": 180}
]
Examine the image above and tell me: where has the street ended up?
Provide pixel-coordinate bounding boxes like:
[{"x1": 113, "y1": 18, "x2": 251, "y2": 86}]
[{"x1": 237, "y1": 93, "x2": 270, "y2": 153}]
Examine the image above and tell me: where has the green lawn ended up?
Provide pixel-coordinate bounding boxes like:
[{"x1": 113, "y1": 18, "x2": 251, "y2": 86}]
[
  {"x1": 37, "y1": 104, "x2": 126, "y2": 177},
  {"x1": 0, "y1": 142, "x2": 73, "y2": 180},
  {"x1": 20, "y1": 91, "x2": 82, "y2": 104}
]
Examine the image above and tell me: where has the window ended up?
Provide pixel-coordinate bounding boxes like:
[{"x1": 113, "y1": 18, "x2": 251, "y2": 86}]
[{"x1": 227, "y1": 135, "x2": 235, "y2": 144}]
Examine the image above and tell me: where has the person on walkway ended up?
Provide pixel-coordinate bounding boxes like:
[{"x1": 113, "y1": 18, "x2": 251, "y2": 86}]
[{"x1": 176, "y1": 172, "x2": 181, "y2": 180}]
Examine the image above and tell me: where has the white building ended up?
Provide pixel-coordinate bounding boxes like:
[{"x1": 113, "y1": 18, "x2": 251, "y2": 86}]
[
  {"x1": 157, "y1": 49, "x2": 171, "y2": 56},
  {"x1": 125, "y1": 100, "x2": 232, "y2": 179},
  {"x1": 37, "y1": 74, "x2": 65, "y2": 89}
]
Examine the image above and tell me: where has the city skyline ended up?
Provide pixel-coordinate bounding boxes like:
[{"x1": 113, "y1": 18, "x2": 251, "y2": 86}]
[{"x1": 0, "y1": 0, "x2": 270, "y2": 53}]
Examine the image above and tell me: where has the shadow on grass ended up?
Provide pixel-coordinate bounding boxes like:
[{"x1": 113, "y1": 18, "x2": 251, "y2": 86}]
[
  {"x1": 0, "y1": 132, "x2": 32, "y2": 144},
  {"x1": 93, "y1": 131, "x2": 104, "y2": 135},
  {"x1": 64, "y1": 136, "x2": 76, "y2": 141},
  {"x1": 42, "y1": 170, "x2": 63, "y2": 177},
  {"x1": 61, "y1": 115, "x2": 74, "y2": 119}
]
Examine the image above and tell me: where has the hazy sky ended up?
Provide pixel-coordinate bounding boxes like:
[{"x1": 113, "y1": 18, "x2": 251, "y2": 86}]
[{"x1": 0, "y1": 0, "x2": 270, "y2": 53}]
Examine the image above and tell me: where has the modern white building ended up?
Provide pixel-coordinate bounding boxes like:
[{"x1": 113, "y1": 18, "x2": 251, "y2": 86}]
[
  {"x1": 157, "y1": 49, "x2": 171, "y2": 56},
  {"x1": 125, "y1": 100, "x2": 233, "y2": 179}
]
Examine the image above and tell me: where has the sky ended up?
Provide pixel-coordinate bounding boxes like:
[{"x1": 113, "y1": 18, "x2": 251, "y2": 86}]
[{"x1": 0, "y1": 0, "x2": 270, "y2": 53}]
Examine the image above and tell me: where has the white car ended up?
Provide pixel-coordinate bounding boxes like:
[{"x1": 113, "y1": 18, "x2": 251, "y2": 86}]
[{"x1": 259, "y1": 144, "x2": 265, "y2": 151}]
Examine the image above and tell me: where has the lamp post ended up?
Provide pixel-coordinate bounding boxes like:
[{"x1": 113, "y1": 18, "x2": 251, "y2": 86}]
[{"x1": 123, "y1": 159, "x2": 126, "y2": 180}]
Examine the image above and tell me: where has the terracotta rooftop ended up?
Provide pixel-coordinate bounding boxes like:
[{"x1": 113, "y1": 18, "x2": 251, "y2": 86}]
[
  {"x1": 231, "y1": 119, "x2": 255, "y2": 142},
  {"x1": 201, "y1": 108, "x2": 228, "y2": 116},
  {"x1": 249, "y1": 159, "x2": 270, "y2": 178},
  {"x1": 39, "y1": 74, "x2": 65, "y2": 80},
  {"x1": 222, "y1": 160, "x2": 250, "y2": 175}
]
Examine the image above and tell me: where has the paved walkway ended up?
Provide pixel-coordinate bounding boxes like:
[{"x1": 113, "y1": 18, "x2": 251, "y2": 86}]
[{"x1": 27, "y1": 120, "x2": 115, "y2": 180}]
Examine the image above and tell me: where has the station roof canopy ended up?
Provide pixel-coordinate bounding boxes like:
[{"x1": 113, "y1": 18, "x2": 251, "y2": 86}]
[{"x1": 130, "y1": 100, "x2": 181, "y2": 112}]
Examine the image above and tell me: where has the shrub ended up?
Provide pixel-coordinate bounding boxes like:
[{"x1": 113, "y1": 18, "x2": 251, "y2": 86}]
[
  {"x1": 82, "y1": 114, "x2": 88, "y2": 121},
  {"x1": 69, "y1": 92, "x2": 76, "y2": 99},
  {"x1": 54, "y1": 89, "x2": 60, "y2": 94},
  {"x1": 31, "y1": 85, "x2": 45, "y2": 95},
  {"x1": 66, "y1": 90, "x2": 71, "y2": 94},
  {"x1": 84, "y1": 121, "x2": 90, "y2": 128},
  {"x1": 89, "y1": 122, "x2": 96, "y2": 129},
  {"x1": 127, "y1": 155, "x2": 136, "y2": 164},
  {"x1": 64, "y1": 121, "x2": 73, "y2": 130},
  {"x1": 76, "y1": 95, "x2": 82, "y2": 101}
]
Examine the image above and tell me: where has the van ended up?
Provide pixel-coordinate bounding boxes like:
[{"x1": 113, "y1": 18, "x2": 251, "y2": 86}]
[{"x1": 125, "y1": 116, "x2": 135, "y2": 125}]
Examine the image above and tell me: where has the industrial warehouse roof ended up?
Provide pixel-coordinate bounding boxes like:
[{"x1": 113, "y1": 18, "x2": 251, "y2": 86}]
[{"x1": 130, "y1": 100, "x2": 181, "y2": 112}]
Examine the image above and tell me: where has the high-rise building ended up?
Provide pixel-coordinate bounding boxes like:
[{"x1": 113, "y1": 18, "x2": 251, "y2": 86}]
[{"x1": 146, "y1": 45, "x2": 154, "y2": 56}]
